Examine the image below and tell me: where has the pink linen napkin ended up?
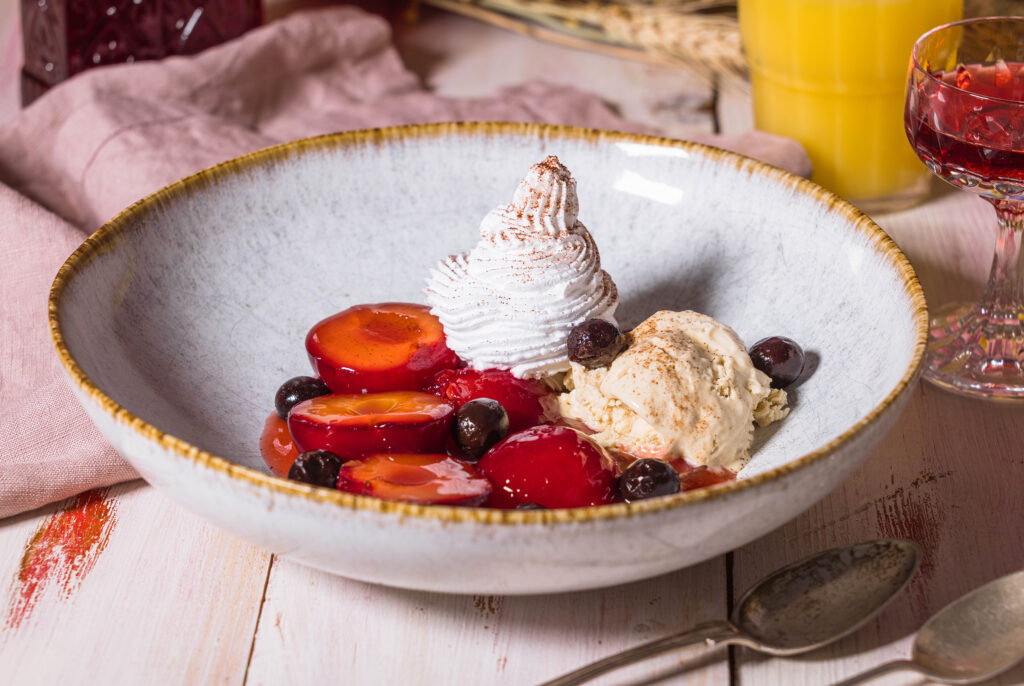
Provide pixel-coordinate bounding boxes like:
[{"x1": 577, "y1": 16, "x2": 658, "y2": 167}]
[
  {"x1": 0, "y1": 6, "x2": 810, "y2": 519},
  {"x1": 0, "y1": 186, "x2": 138, "y2": 518}
]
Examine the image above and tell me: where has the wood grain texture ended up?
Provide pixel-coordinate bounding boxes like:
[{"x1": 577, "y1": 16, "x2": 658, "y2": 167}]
[
  {"x1": 245, "y1": 556, "x2": 729, "y2": 685},
  {"x1": 0, "y1": 484, "x2": 271, "y2": 685}
]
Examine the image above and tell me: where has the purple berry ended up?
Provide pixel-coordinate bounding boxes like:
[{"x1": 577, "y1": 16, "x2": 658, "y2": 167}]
[
  {"x1": 275, "y1": 376, "x2": 330, "y2": 419},
  {"x1": 454, "y1": 398, "x2": 509, "y2": 460},
  {"x1": 749, "y1": 336, "x2": 805, "y2": 388},
  {"x1": 567, "y1": 319, "x2": 626, "y2": 369},
  {"x1": 618, "y1": 459, "x2": 680, "y2": 503},
  {"x1": 288, "y1": 450, "x2": 343, "y2": 488}
]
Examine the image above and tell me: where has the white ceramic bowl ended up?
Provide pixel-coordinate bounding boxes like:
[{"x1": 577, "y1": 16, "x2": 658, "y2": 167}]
[{"x1": 50, "y1": 123, "x2": 926, "y2": 594}]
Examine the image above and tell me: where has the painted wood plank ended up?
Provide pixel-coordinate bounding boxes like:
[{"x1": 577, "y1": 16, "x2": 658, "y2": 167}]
[
  {"x1": 245, "y1": 555, "x2": 730, "y2": 685},
  {"x1": 0, "y1": 483, "x2": 271, "y2": 685}
]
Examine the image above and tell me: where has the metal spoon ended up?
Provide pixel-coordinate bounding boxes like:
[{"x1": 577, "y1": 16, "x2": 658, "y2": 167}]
[
  {"x1": 833, "y1": 569, "x2": 1024, "y2": 685},
  {"x1": 541, "y1": 539, "x2": 920, "y2": 686}
]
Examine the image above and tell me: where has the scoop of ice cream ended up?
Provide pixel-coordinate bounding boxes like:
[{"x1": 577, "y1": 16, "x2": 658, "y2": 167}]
[
  {"x1": 558, "y1": 310, "x2": 789, "y2": 472},
  {"x1": 425, "y1": 156, "x2": 618, "y2": 378}
]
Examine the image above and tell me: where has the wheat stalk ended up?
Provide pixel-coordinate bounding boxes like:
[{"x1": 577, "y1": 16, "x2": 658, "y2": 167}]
[
  {"x1": 601, "y1": 7, "x2": 745, "y2": 77},
  {"x1": 420, "y1": 0, "x2": 746, "y2": 79}
]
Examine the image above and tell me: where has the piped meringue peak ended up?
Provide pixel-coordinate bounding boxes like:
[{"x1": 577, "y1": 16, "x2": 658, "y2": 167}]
[
  {"x1": 425, "y1": 156, "x2": 619, "y2": 379},
  {"x1": 481, "y1": 154, "x2": 579, "y2": 242}
]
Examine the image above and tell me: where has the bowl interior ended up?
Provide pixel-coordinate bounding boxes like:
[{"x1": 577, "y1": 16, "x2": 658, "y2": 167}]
[{"x1": 56, "y1": 126, "x2": 921, "y2": 481}]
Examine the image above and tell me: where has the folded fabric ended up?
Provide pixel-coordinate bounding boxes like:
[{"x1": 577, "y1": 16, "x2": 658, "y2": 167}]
[
  {"x1": 0, "y1": 185, "x2": 137, "y2": 518},
  {"x1": 0, "y1": 5, "x2": 810, "y2": 519}
]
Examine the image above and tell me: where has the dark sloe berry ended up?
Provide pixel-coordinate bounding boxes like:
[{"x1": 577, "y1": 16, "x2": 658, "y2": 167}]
[
  {"x1": 618, "y1": 459, "x2": 680, "y2": 503},
  {"x1": 275, "y1": 376, "x2": 331, "y2": 419},
  {"x1": 454, "y1": 398, "x2": 510, "y2": 460},
  {"x1": 287, "y1": 450, "x2": 343, "y2": 488},
  {"x1": 749, "y1": 336, "x2": 805, "y2": 388},
  {"x1": 567, "y1": 318, "x2": 626, "y2": 369}
]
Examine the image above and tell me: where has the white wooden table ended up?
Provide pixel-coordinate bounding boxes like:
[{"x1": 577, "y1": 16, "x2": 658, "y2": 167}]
[{"x1": 2, "y1": 7, "x2": 1023, "y2": 685}]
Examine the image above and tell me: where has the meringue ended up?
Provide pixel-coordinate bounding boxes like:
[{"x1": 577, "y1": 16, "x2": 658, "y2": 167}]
[{"x1": 425, "y1": 156, "x2": 618, "y2": 378}]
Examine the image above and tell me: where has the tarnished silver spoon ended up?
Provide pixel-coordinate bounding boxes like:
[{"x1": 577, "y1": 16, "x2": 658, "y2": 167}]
[
  {"x1": 833, "y1": 569, "x2": 1024, "y2": 685},
  {"x1": 541, "y1": 539, "x2": 921, "y2": 686}
]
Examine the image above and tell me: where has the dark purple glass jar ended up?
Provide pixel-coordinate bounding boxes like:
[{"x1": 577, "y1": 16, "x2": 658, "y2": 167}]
[{"x1": 21, "y1": 0, "x2": 263, "y2": 103}]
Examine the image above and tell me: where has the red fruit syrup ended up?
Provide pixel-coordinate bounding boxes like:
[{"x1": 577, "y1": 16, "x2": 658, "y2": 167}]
[{"x1": 260, "y1": 412, "x2": 300, "y2": 477}]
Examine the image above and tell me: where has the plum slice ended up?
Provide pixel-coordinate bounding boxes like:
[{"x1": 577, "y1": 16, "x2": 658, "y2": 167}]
[
  {"x1": 306, "y1": 303, "x2": 460, "y2": 393},
  {"x1": 337, "y1": 453, "x2": 491, "y2": 506},
  {"x1": 288, "y1": 391, "x2": 454, "y2": 459}
]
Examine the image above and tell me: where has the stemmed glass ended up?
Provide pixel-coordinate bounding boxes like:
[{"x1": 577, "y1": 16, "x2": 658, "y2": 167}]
[{"x1": 905, "y1": 17, "x2": 1024, "y2": 399}]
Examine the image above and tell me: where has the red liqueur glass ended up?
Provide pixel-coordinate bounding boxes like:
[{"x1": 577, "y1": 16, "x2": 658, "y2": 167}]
[
  {"x1": 905, "y1": 17, "x2": 1024, "y2": 399},
  {"x1": 20, "y1": 0, "x2": 262, "y2": 104}
]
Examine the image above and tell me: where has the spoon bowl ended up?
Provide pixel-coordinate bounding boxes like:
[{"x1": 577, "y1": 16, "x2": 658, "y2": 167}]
[
  {"x1": 913, "y1": 569, "x2": 1024, "y2": 684},
  {"x1": 543, "y1": 539, "x2": 920, "y2": 686},
  {"x1": 736, "y1": 539, "x2": 922, "y2": 653},
  {"x1": 834, "y1": 568, "x2": 1024, "y2": 686}
]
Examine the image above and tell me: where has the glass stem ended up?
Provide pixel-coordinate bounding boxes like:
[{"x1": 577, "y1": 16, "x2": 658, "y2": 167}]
[
  {"x1": 981, "y1": 202, "x2": 1024, "y2": 322},
  {"x1": 973, "y1": 201, "x2": 1024, "y2": 368}
]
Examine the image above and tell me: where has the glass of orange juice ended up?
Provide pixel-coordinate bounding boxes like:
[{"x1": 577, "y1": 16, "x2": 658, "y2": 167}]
[{"x1": 739, "y1": 0, "x2": 962, "y2": 212}]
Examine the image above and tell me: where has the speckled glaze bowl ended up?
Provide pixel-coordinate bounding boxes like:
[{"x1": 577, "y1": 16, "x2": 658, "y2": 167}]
[{"x1": 50, "y1": 123, "x2": 927, "y2": 594}]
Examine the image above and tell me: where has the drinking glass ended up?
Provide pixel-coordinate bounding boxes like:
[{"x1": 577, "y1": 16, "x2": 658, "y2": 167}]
[
  {"x1": 905, "y1": 17, "x2": 1024, "y2": 399},
  {"x1": 740, "y1": 0, "x2": 961, "y2": 213}
]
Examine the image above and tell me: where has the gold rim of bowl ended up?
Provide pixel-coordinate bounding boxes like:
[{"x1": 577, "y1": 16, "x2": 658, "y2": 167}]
[{"x1": 48, "y1": 121, "x2": 929, "y2": 525}]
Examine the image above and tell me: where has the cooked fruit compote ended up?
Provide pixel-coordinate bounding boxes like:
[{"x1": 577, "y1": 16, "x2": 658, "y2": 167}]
[{"x1": 260, "y1": 157, "x2": 805, "y2": 508}]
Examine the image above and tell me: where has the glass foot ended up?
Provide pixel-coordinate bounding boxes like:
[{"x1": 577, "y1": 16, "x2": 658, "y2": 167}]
[{"x1": 923, "y1": 301, "x2": 1024, "y2": 400}]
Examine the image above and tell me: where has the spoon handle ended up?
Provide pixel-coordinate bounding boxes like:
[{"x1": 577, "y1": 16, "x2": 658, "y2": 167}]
[
  {"x1": 539, "y1": 620, "x2": 740, "y2": 686},
  {"x1": 830, "y1": 659, "x2": 922, "y2": 686}
]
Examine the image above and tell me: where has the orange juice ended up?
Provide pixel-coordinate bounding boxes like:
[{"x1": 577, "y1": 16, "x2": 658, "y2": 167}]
[{"x1": 739, "y1": 0, "x2": 962, "y2": 210}]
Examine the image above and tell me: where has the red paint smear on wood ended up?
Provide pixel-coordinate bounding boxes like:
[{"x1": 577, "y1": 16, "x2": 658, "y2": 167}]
[
  {"x1": 5, "y1": 488, "x2": 117, "y2": 630},
  {"x1": 875, "y1": 488, "x2": 943, "y2": 617}
]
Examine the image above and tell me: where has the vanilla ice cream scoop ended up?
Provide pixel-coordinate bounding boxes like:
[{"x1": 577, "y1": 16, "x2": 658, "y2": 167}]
[
  {"x1": 425, "y1": 156, "x2": 618, "y2": 378},
  {"x1": 558, "y1": 310, "x2": 789, "y2": 472}
]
